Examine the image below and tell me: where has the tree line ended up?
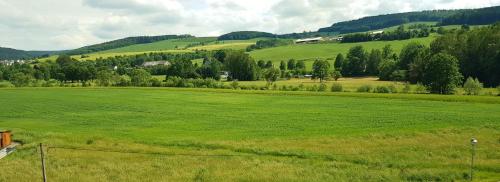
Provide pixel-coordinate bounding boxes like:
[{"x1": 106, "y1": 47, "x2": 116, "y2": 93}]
[
  {"x1": 334, "y1": 23, "x2": 500, "y2": 94},
  {"x1": 341, "y1": 25, "x2": 430, "y2": 43}
]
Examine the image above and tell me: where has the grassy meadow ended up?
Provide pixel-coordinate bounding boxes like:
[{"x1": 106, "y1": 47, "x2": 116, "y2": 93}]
[
  {"x1": 0, "y1": 88, "x2": 499, "y2": 181},
  {"x1": 235, "y1": 77, "x2": 500, "y2": 95},
  {"x1": 99, "y1": 37, "x2": 218, "y2": 53},
  {"x1": 249, "y1": 35, "x2": 436, "y2": 68}
]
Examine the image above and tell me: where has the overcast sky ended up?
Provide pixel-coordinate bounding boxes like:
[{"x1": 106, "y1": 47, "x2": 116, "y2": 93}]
[{"x1": 0, "y1": 0, "x2": 499, "y2": 50}]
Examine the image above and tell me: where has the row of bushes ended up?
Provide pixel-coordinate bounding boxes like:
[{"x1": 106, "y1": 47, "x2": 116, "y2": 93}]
[{"x1": 2, "y1": 78, "x2": 499, "y2": 96}]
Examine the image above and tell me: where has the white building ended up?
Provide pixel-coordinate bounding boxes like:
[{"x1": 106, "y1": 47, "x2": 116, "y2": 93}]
[
  {"x1": 295, "y1": 37, "x2": 323, "y2": 44},
  {"x1": 142, "y1": 61, "x2": 171, "y2": 67},
  {"x1": 370, "y1": 30, "x2": 384, "y2": 35}
]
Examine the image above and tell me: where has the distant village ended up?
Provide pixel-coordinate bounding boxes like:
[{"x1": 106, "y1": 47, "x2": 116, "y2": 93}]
[{"x1": 0, "y1": 60, "x2": 30, "y2": 65}]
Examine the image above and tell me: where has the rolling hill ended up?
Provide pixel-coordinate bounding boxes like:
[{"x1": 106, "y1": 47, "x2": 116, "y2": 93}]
[
  {"x1": 318, "y1": 5, "x2": 500, "y2": 34},
  {"x1": 249, "y1": 34, "x2": 437, "y2": 69},
  {"x1": 2, "y1": 5, "x2": 499, "y2": 61}
]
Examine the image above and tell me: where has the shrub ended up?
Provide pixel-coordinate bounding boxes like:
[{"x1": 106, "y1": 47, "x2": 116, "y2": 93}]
[
  {"x1": 150, "y1": 78, "x2": 162, "y2": 87},
  {"x1": 272, "y1": 83, "x2": 278, "y2": 90},
  {"x1": 357, "y1": 85, "x2": 373, "y2": 92},
  {"x1": 11, "y1": 72, "x2": 32, "y2": 87},
  {"x1": 115, "y1": 75, "x2": 131, "y2": 86},
  {"x1": 331, "y1": 83, "x2": 343, "y2": 92},
  {"x1": 298, "y1": 84, "x2": 305, "y2": 91},
  {"x1": 307, "y1": 85, "x2": 318, "y2": 92},
  {"x1": 415, "y1": 83, "x2": 428, "y2": 94},
  {"x1": 402, "y1": 82, "x2": 411, "y2": 93},
  {"x1": 390, "y1": 70, "x2": 407, "y2": 81},
  {"x1": 332, "y1": 71, "x2": 342, "y2": 81},
  {"x1": 42, "y1": 80, "x2": 59, "y2": 87},
  {"x1": 388, "y1": 85, "x2": 398, "y2": 93},
  {"x1": 374, "y1": 86, "x2": 390, "y2": 93},
  {"x1": 230, "y1": 81, "x2": 239, "y2": 89},
  {"x1": 318, "y1": 83, "x2": 328, "y2": 92},
  {"x1": 497, "y1": 86, "x2": 500, "y2": 96},
  {"x1": 0, "y1": 82, "x2": 14, "y2": 88},
  {"x1": 463, "y1": 77, "x2": 483, "y2": 95}
]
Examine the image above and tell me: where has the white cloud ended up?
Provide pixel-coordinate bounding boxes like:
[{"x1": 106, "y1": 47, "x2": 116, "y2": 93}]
[{"x1": 0, "y1": 0, "x2": 499, "y2": 50}]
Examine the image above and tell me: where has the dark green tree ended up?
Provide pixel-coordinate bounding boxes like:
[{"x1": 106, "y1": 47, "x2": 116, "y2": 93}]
[
  {"x1": 166, "y1": 60, "x2": 199, "y2": 78},
  {"x1": 343, "y1": 45, "x2": 367, "y2": 76},
  {"x1": 263, "y1": 67, "x2": 280, "y2": 84},
  {"x1": 130, "y1": 69, "x2": 152, "y2": 87},
  {"x1": 334, "y1": 53, "x2": 344, "y2": 70},
  {"x1": 279, "y1": 61, "x2": 287, "y2": 71},
  {"x1": 367, "y1": 49, "x2": 382, "y2": 75},
  {"x1": 265, "y1": 61, "x2": 273, "y2": 68},
  {"x1": 287, "y1": 59, "x2": 296, "y2": 70},
  {"x1": 312, "y1": 59, "x2": 331, "y2": 82},
  {"x1": 422, "y1": 53, "x2": 463, "y2": 94},
  {"x1": 378, "y1": 59, "x2": 398, "y2": 81},
  {"x1": 224, "y1": 51, "x2": 258, "y2": 81},
  {"x1": 399, "y1": 42, "x2": 427, "y2": 70},
  {"x1": 198, "y1": 59, "x2": 222, "y2": 80}
]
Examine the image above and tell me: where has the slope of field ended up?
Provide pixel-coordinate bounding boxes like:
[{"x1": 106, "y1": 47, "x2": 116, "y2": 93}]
[
  {"x1": 0, "y1": 88, "x2": 499, "y2": 181},
  {"x1": 249, "y1": 35, "x2": 436, "y2": 68},
  {"x1": 187, "y1": 39, "x2": 259, "y2": 51},
  {"x1": 99, "y1": 37, "x2": 217, "y2": 53}
]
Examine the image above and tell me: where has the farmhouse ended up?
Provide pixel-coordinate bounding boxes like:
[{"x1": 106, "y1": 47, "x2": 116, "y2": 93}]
[
  {"x1": 0, "y1": 60, "x2": 26, "y2": 66},
  {"x1": 370, "y1": 30, "x2": 384, "y2": 35},
  {"x1": 142, "y1": 61, "x2": 170, "y2": 67},
  {"x1": 295, "y1": 37, "x2": 323, "y2": 44}
]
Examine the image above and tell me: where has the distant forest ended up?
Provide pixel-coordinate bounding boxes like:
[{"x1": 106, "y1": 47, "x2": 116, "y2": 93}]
[
  {"x1": 318, "y1": 6, "x2": 500, "y2": 34},
  {"x1": 217, "y1": 31, "x2": 334, "y2": 40}
]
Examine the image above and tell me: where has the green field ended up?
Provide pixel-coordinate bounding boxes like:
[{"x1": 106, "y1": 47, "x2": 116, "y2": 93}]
[
  {"x1": 0, "y1": 88, "x2": 499, "y2": 181},
  {"x1": 186, "y1": 39, "x2": 260, "y2": 51},
  {"x1": 99, "y1": 37, "x2": 217, "y2": 53},
  {"x1": 249, "y1": 35, "x2": 437, "y2": 68}
]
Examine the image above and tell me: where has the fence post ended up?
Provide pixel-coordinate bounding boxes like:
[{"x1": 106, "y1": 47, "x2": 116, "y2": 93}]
[{"x1": 40, "y1": 143, "x2": 47, "y2": 182}]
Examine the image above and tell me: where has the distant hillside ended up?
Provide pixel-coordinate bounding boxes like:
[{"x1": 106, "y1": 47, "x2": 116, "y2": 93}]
[
  {"x1": 66, "y1": 34, "x2": 194, "y2": 55},
  {"x1": 218, "y1": 31, "x2": 276, "y2": 40},
  {"x1": 0, "y1": 47, "x2": 64, "y2": 60},
  {"x1": 440, "y1": 6, "x2": 500, "y2": 25},
  {"x1": 318, "y1": 6, "x2": 500, "y2": 34},
  {"x1": 0, "y1": 47, "x2": 32, "y2": 60}
]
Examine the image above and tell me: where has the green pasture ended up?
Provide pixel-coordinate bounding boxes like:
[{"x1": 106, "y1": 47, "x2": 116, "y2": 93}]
[
  {"x1": 249, "y1": 35, "x2": 436, "y2": 68},
  {"x1": 99, "y1": 37, "x2": 217, "y2": 53},
  {"x1": 187, "y1": 39, "x2": 260, "y2": 51},
  {"x1": 0, "y1": 88, "x2": 499, "y2": 181}
]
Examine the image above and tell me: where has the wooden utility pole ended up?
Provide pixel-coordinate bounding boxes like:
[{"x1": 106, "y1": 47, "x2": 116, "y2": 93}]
[{"x1": 40, "y1": 143, "x2": 47, "y2": 182}]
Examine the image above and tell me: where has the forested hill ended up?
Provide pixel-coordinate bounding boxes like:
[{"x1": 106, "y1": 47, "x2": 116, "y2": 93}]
[
  {"x1": 218, "y1": 31, "x2": 277, "y2": 40},
  {"x1": 440, "y1": 6, "x2": 500, "y2": 25},
  {"x1": 0, "y1": 47, "x2": 32, "y2": 60},
  {"x1": 65, "y1": 34, "x2": 194, "y2": 55},
  {"x1": 318, "y1": 6, "x2": 500, "y2": 34}
]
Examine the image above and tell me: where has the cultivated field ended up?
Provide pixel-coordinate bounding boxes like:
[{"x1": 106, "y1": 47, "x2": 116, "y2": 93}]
[
  {"x1": 0, "y1": 88, "x2": 499, "y2": 181},
  {"x1": 100, "y1": 37, "x2": 218, "y2": 53}
]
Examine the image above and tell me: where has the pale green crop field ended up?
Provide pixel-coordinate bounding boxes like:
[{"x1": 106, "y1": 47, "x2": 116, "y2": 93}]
[
  {"x1": 99, "y1": 37, "x2": 217, "y2": 53},
  {"x1": 187, "y1": 39, "x2": 260, "y2": 51},
  {"x1": 0, "y1": 88, "x2": 499, "y2": 181}
]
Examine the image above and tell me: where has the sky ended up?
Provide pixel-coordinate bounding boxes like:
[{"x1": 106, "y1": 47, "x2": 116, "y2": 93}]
[{"x1": 0, "y1": 0, "x2": 499, "y2": 50}]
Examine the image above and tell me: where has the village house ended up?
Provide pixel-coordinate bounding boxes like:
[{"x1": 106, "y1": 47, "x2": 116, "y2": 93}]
[
  {"x1": 141, "y1": 61, "x2": 171, "y2": 67},
  {"x1": 295, "y1": 37, "x2": 323, "y2": 44}
]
